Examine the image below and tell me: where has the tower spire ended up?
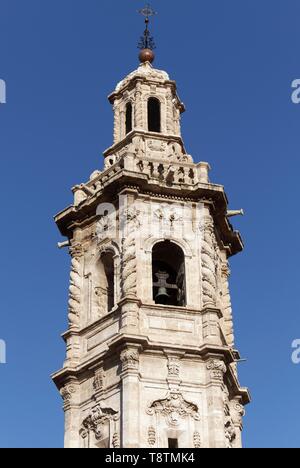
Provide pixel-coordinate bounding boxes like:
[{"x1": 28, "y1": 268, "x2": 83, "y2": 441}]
[{"x1": 138, "y1": 3, "x2": 157, "y2": 63}]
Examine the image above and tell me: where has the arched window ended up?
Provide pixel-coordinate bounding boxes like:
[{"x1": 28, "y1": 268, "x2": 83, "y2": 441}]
[
  {"x1": 148, "y1": 98, "x2": 161, "y2": 133},
  {"x1": 152, "y1": 241, "x2": 186, "y2": 306},
  {"x1": 125, "y1": 102, "x2": 133, "y2": 134},
  {"x1": 95, "y1": 252, "x2": 115, "y2": 316}
]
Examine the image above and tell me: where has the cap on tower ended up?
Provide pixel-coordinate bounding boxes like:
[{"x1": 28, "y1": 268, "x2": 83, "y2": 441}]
[{"x1": 138, "y1": 4, "x2": 157, "y2": 64}]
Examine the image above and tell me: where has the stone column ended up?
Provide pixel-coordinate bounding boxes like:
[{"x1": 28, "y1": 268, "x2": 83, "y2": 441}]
[
  {"x1": 166, "y1": 90, "x2": 175, "y2": 134},
  {"x1": 120, "y1": 346, "x2": 141, "y2": 448},
  {"x1": 202, "y1": 308, "x2": 223, "y2": 346},
  {"x1": 134, "y1": 83, "x2": 144, "y2": 130},
  {"x1": 60, "y1": 381, "x2": 81, "y2": 448},
  {"x1": 200, "y1": 212, "x2": 218, "y2": 309},
  {"x1": 113, "y1": 102, "x2": 121, "y2": 144},
  {"x1": 221, "y1": 261, "x2": 235, "y2": 347},
  {"x1": 229, "y1": 399, "x2": 245, "y2": 448},
  {"x1": 206, "y1": 359, "x2": 227, "y2": 448}
]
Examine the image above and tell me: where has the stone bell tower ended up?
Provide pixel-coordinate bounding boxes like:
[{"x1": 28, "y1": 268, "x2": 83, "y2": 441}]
[{"x1": 53, "y1": 7, "x2": 250, "y2": 449}]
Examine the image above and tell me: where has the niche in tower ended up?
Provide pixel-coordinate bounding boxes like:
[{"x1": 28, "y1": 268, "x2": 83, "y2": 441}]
[
  {"x1": 152, "y1": 241, "x2": 186, "y2": 306},
  {"x1": 125, "y1": 102, "x2": 133, "y2": 134},
  {"x1": 95, "y1": 252, "x2": 115, "y2": 315},
  {"x1": 148, "y1": 97, "x2": 161, "y2": 133}
]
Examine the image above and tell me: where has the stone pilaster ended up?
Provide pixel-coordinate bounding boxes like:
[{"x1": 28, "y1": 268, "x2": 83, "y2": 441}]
[
  {"x1": 60, "y1": 381, "x2": 81, "y2": 449},
  {"x1": 120, "y1": 346, "x2": 141, "y2": 448},
  {"x1": 206, "y1": 359, "x2": 227, "y2": 448}
]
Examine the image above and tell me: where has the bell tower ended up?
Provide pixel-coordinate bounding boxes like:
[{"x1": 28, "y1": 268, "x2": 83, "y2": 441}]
[{"x1": 53, "y1": 6, "x2": 250, "y2": 449}]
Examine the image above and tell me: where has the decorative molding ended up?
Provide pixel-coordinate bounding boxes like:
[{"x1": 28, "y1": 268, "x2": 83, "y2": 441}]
[
  {"x1": 60, "y1": 384, "x2": 77, "y2": 410},
  {"x1": 81, "y1": 404, "x2": 119, "y2": 441},
  {"x1": 206, "y1": 359, "x2": 227, "y2": 381},
  {"x1": 120, "y1": 348, "x2": 139, "y2": 372},
  {"x1": 230, "y1": 401, "x2": 245, "y2": 427},
  {"x1": 147, "y1": 390, "x2": 200, "y2": 427}
]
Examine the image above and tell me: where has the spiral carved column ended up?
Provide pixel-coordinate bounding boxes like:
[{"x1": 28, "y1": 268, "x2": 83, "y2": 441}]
[
  {"x1": 201, "y1": 215, "x2": 217, "y2": 308},
  {"x1": 68, "y1": 245, "x2": 83, "y2": 330}
]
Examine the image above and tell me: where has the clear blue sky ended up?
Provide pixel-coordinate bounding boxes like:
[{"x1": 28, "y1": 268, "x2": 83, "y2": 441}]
[{"x1": 0, "y1": 0, "x2": 299, "y2": 448}]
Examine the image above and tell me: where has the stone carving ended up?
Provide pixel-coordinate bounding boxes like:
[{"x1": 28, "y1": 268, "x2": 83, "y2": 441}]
[
  {"x1": 225, "y1": 417, "x2": 236, "y2": 448},
  {"x1": 147, "y1": 390, "x2": 200, "y2": 427},
  {"x1": 166, "y1": 91, "x2": 175, "y2": 134},
  {"x1": 93, "y1": 368, "x2": 105, "y2": 392},
  {"x1": 96, "y1": 212, "x2": 114, "y2": 243},
  {"x1": 148, "y1": 140, "x2": 167, "y2": 153},
  {"x1": 115, "y1": 62, "x2": 170, "y2": 93},
  {"x1": 148, "y1": 426, "x2": 156, "y2": 447},
  {"x1": 120, "y1": 348, "x2": 139, "y2": 371},
  {"x1": 94, "y1": 286, "x2": 107, "y2": 318},
  {"x1": 112, "y1": 432, "x2": 120, "y2": 448},
  {"x1": 82, "y1": 404, "x2": 119, "y2": 441},
  {"x1": 221, "y1": 262, "x2": 235, "y2": 347},
  {"x1": 230, "y1": 402, "x2": 245, "y2": 427},
  {"x1": 120, "y1": 208, "x2": 140, "y2": 298},
  {"x1": 68, "y1": 246, "x2": 83, "y2": 329},
  {"x1": 167, "y1": 356, "x2": 180, "y2": 377},
  {"x1": 193, "y1": 431, "x2": 201, "y2": 448},
  {"x1": 60, "y1": 384, "x2": 77, "y2": 410},
  {"x1": 206, "y1": 360, "x2": 227, "y2": 381},
  {"x1": 200, "y1": 216, "x2": 218, "y2": 308},
  {"x1": 113, "y1": 103, "x2": 121, "y2": 143}
]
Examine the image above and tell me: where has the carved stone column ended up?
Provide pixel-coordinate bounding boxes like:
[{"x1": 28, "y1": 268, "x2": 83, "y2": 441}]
[
  {"x1": 221, "y1": 262, "x2": 235, "y2": 347},
  {"x1": 120, "y1": 346, "x2": 140, "y2": 448},
  {"x1": 166, "y1": 90, "x2": 175, "y2": 134},
  {"x1": 200, "y1": 214, "x2": 218, "y2": 308},
  {"x1": 229, "y1": 399, "x2": 245, "y2": 448},
  {"x1": 60, "y1": 381, "x2": 81, "y2": 448},
  {"x1": 68, "y1": 244, "x2": 84, "y2": 330},
  {"x1": 134, "y1": 83, "x2": 144, "y2": 130},
  {"x1": 113, "y1": 102, "x2": 121, "y2": 144},
  {"x1": 202, "y1": 308, "x2": 223, "y2": 346},
  {"x1": 206, "y1": 359, "x2": 227, "y2": 448}
]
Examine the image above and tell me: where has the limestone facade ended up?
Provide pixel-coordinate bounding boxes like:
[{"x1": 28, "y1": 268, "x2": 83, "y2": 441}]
[{"x1": 53, "y1": 61, "x2": 250, "y2": 448}]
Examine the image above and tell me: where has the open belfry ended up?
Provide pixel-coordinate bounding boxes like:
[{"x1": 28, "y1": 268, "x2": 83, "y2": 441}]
[{"x1": 53, "y1": 5, "x2": 250, "y2": 449}]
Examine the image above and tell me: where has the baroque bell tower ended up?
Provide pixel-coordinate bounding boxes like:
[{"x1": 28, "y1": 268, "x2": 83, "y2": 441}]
[{"x1": 53, "y1": 6, "x2": 250, "y2": 449}]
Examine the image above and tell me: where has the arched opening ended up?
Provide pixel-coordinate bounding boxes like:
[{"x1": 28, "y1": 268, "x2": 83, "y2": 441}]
[
  {"x1": 152, "y1": 241, "x2": 186, "y2": 306},
  {"x1": 148, "y1": 97, "x2": 161, "y2": 133},
  {"x1": 125, "y1": 102, "x2": 133, "y2": 134},
  {"x1": 95, "y1": 252, "x2": 115, "y2": 316}
]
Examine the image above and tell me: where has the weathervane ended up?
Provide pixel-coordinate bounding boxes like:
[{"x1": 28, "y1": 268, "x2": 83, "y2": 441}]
[{"x1": 137, "y1": 4, "x2": 157, "y2": 63}]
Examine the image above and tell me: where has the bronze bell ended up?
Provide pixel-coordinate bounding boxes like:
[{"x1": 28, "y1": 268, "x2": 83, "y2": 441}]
[{"x1": 155, "y1": 287, "x2": 170, "y2": 304}]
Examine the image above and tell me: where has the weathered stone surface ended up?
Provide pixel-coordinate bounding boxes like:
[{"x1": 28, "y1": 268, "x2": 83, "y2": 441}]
[{"x1": 53, "y1": 61, "x2": 250, "y2": 449}]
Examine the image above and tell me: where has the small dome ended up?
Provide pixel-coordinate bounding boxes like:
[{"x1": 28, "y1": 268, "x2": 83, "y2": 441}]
[{"x1": 139, "y1": 48, "x2": 155, "y2": 64}]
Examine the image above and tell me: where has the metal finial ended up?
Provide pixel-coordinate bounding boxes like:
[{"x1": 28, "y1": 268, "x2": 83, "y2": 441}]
[{"x1": 137, "y1": 3, "x2": 157, "y2": 52}]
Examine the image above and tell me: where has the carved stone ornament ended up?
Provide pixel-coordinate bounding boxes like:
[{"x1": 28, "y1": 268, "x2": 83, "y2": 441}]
[
  {"x1": 81, "y1": 404, "x2": 119, "y2": 441},
  {"x1": 193, "y1": 431, "x2": 201, "y2": 448},
  {"x1": 225, "y1": 417, "x2": 236, "y2": 448},
  {"x1": 93, "y1": 368, "x2": 105, "y2": 392},
  {"x1": 60, "y1": 384, "x2": 77, "y2": 403},
  {"x1": 200, "y1": 215, "x2": 218, "y2": 308},
  {"x1": 148, "y1": 426, "x2": 156, "y2": 447},
  {"x1": 120, "y1": 348, "x2": 139, "y2": 371},
  {"x1": 120, "y1": 207, "x2": 141, "y2": 298},
  {"x1": 68, "y1": 245, "x2": 83, "y2": 329},
  {"x1": 206, "y1": 360, "x2": 227, "y2": 381},
  {"x1": 230, "y1": 402, "x2": 245, "y2": 426},
  {"x1": 167, "y1": 356, "x2": 180, "y2": 377},
  {"x1": 112, "y1": 432, "x2": 120, "y2": 449},
  {"x1": 147, "y1": 390, "x2": 200, "y2": 427}
]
